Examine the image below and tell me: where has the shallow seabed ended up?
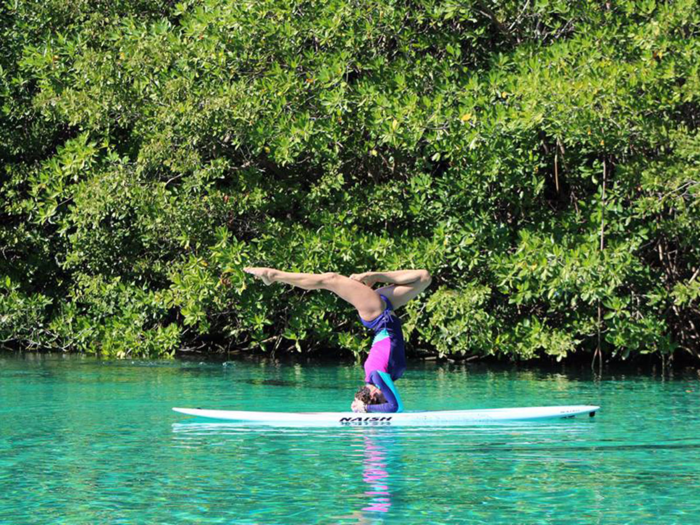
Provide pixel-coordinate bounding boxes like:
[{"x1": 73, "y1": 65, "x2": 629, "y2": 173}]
[{"x1": 1, "y1": 354, "x2": 699, "y2": 524}]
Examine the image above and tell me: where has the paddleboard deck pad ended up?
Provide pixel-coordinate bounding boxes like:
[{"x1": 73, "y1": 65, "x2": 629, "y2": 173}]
[{"x1": 172, "y1": 406, "x2": 599, "y2": 427}]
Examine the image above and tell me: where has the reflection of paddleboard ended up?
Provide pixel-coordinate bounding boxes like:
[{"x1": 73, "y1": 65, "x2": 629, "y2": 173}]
[{"x1": 172, "y1": 406, "x2": 599, "y2": 427}]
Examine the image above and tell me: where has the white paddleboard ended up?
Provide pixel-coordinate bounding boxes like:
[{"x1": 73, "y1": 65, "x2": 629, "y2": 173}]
[{"x1": 172, "y1": 405, "x2": 599, "y2": 427}]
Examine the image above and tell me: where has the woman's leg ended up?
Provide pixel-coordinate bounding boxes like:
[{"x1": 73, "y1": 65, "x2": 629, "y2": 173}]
[
  {"x1": 358, "y1": 270, "x2": 432, "y2": 310},
  {"x1": 244, "y1": 268, "x2": 384, "y2": 321}
]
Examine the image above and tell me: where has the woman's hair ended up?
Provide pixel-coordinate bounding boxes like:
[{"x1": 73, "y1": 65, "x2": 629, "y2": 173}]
[{"x1": 354, "y1": 385, "x2": 387, "y2": 405}]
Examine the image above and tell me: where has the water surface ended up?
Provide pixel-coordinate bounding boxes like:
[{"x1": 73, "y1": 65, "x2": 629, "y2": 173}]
[{"x1": 1, "y1": 354, "x2": 699, "y2": 523}]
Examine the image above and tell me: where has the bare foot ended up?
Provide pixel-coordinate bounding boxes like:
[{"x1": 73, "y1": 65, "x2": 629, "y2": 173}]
[
  {"x1": 349, "y1": 272, "x2": 380, "y2": 287},
  {"x1": 243, "y1": 267, "x2": 274, "y2": 285}
]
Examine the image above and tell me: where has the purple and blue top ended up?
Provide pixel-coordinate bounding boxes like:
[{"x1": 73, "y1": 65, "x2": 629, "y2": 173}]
[{"x1": 359, "y1": 294, "x2": 406, "y2": 413}]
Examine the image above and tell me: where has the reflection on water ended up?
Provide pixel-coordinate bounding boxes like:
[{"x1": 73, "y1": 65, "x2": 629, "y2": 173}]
[
  {"x1": 360, "y1": 433, "x2": 392, "y2": 514},
  {"x1": 332, "y1": 430, "x2": 396, "y2": 523}
]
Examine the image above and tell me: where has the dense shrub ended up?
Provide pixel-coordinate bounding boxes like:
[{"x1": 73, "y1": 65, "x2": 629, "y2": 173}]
[{"x1": 1, "y1": 0, "x2": 699, "y2": 361}]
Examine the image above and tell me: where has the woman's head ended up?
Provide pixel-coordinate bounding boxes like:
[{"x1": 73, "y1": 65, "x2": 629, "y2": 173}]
[{"x1": 354, "y1": 384, "x2": 387, "y2": 405}]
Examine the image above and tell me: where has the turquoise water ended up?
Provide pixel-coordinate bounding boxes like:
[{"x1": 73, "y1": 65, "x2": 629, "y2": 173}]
[{"x1": 1, "y1": 354, "x2": 699, "y2": 524}]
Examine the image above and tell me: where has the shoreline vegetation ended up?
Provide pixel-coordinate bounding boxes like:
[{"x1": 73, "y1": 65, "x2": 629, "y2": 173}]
[{"x1": 1, "y1": 1, "x2": 699, "y2": 363}]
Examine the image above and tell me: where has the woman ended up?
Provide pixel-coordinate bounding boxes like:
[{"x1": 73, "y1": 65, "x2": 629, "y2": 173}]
[{"x1": 243, "y1": 267, "x2": 432, "y2": 413}]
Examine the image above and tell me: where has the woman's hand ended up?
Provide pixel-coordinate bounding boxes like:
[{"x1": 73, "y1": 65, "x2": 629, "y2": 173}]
[
  {"x1": 351, "y1": 399, "x2": 367, "y2": 413},
  {"x1": 349, "y1": 272, "x2": 381, "y2": 287}
]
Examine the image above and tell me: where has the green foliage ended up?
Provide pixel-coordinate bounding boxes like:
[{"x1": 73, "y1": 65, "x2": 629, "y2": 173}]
[
  {"x1": 1, "y1": 0, "x2": 699, "y2": 360},
  {"x1": 409, "y1": 284, "x2": 496, "y2": 357}
]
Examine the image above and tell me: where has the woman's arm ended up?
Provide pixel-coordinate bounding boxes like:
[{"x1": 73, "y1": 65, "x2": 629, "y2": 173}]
[{"x1": 365, "y1": 371, "x2": 399, "y2": 413}]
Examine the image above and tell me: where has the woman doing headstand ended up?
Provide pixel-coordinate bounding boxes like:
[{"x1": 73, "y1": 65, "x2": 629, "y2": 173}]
[{"x1": 243, "y1": 268, "x2": 432, "y2": 413}]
